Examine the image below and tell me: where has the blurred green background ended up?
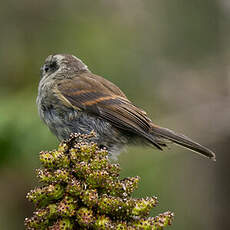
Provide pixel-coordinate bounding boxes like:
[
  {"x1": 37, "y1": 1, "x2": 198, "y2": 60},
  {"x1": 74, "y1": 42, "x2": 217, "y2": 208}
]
[{"x1": 0, "y1": 0, "x2": 229, "y2": 229}]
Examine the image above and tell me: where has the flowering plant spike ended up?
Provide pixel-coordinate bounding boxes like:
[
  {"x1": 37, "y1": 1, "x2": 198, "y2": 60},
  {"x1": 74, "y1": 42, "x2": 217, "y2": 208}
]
[{"x1": 25, "y1": 132, "x2": 174, "y2": 229}]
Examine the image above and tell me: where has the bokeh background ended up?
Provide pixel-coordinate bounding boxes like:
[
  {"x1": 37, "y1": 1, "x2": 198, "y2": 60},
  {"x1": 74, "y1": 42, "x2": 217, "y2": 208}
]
[{"x1": 0, "y1": 0, "x2": 230, "y2": 229}]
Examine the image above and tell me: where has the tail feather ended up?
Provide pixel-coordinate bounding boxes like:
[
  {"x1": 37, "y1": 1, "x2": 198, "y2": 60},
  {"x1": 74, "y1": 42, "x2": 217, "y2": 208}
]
[{"x1": 151, "y1": 125, "x2": 216, "y2": 161}]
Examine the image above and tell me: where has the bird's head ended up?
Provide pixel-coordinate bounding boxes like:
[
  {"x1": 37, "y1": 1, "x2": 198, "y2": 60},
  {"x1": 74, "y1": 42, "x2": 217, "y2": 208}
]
[{"x1": 40, "y1": 54, "x2": 89, "y2": 80}]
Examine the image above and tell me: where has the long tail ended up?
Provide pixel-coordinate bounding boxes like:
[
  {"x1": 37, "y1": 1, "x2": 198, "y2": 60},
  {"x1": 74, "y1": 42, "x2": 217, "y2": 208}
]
[{"x1": 151, "y1": 125, "x2": 216, "y2": 161}]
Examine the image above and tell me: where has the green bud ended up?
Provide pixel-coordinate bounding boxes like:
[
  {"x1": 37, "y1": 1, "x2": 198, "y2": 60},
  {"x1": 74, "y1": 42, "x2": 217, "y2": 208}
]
[
  {"x1": 94, "y1": 215, "x2": 113, "y2": 229},
  {"x1": 81, "y1": 189, "x2": 98, "y2": 207},
  {"x1": 105, "y1": 176, "x2": 139, "y2": 197},
  {"x1": 76, "y1": 207, "x2": 95, "y2": 227},
  {"x1": 132, "y1": 197, "x2": 158, "y2": 217},
  {"x1": 134, "y1": 211, "x2": 174, "y2": 229},
  {"x1": 66, "y1": 178, "x2": 83, "y2": 196},
  {"x1": 57, "y1": 196, "x2": 77, "y2": 217},
  {"x1": 86, "y1": 170, "x2": 111, "y2": 188},
  {"x1": 37, "y1": 168, "x2": 70, "y2": 184},
  {"x1": 98, "y1": 195, "x2": 126, "y2": 217},
  {"x1": 40, "y1": 150, "x2": 70, "y2": 169},
  {"x1": 27, "y1": 184, "x2": 64, "y2": 207},
  {"x1": 73, "y1": 161, "x2": 91, "y2": 179},
  {"x1": 58, "y1": 142, "x2": 69, "y2": 153},
  {"x1": 50, "y1": 218, "x2": 73, "y2": 230}
]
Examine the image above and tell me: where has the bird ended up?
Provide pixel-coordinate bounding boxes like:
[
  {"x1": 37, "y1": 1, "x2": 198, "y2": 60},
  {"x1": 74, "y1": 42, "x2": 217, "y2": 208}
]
[{"x1": 37, "y1": 54, "x2": 216, "y2": 161}]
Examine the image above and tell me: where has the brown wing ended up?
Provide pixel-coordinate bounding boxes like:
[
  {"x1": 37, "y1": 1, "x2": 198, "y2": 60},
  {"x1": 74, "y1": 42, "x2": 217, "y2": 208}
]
[{"x1": 56, "y1": 72, "x2": 163, "y2": 149}]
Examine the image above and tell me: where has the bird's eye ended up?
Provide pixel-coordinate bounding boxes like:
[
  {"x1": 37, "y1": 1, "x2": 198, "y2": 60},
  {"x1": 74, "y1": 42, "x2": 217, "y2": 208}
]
[{"x1": 44, "y1": 66, "x2": 49, "y2": 73}]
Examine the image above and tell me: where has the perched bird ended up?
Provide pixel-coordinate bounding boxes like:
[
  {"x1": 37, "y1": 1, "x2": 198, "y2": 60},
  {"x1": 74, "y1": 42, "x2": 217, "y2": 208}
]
[{"x1": 37, "y1": 54, "x2": 216, "y2": 161}]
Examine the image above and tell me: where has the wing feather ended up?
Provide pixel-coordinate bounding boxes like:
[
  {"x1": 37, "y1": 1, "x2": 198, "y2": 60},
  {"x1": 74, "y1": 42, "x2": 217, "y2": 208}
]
[{"x1": 57, "y1": 73, "x2": 162, "y2": 149}]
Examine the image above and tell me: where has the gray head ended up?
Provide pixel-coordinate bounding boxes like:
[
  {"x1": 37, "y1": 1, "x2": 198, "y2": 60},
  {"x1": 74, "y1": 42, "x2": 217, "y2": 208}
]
[{"x1": 40, "y1": 54, "x2": 89, "y2": 80}]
